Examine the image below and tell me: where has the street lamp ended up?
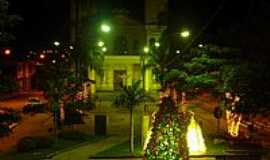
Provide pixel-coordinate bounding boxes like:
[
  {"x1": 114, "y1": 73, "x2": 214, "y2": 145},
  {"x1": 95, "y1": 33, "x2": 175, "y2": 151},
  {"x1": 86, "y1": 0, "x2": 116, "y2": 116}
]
[
  {"x1": 98, "y1": 41, "x2": 105, "y2": 47},
  {"x1": 180, "y1": 30, "x2": 190, "y2": 38},
  {"x1": 143, "y1": 46, "x2": 149, "y2": 53},
  {"x1": 4, "y1": 49, "x2": 11, "y2": 55},
  {"x1": 69, "y1": 45, "x2": 74, "y2": 50},
  {"x1": 101, "y1": 24, "x2": 111, "y2": 33},
  {"x1": 54, "y1": 41, "x2": 60, "y2": 47},
  {"x1": 154, "y1": 42, "x2": 160, "y2": 48},
  {"x1": 198, "y1": 44, "x2": 203, "y2": 48},
  {"x1": 102, "y1": 47, "x2": 107, "y2": 52},
  {"x1": 40, "y1": 53, "x2": 45, "y2": 59}
]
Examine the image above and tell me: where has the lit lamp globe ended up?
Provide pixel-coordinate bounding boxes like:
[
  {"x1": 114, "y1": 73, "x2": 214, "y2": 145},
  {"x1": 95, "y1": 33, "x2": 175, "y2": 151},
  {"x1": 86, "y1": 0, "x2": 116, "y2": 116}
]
[
  {"x1": 101, "y1": 24, "x2": 111, "y2": 33},
  {"x1": 180, "y1": 30, "x2": 190, "y2": 38},
  {"x1": 143, "y1": 46, "x2": 149, "y2": 53},
  {"x1": 40, "y1": 54, "x2": 45, "y2": 59},
  {"x1": 4, "y1": 49, "x2": 11, "y2": 55},
  {"x1": 154, "y1": 42, "x2": 160, "y2": 48},
  {"x1": 102, "y1": 47, "x2": 107, "y2": 52},
  {"x1": 54, "y1": 41, "x2": 60, "y2": 47},
  {"x1": 98, "y1": 41, "x2": 105, "y2": 47}
]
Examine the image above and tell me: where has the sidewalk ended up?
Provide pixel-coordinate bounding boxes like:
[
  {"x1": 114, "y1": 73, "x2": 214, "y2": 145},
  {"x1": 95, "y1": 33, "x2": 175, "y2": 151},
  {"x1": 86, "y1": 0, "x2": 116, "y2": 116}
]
[{"x1": 51, "y1": 136, "x2": 128, "y2": 160}]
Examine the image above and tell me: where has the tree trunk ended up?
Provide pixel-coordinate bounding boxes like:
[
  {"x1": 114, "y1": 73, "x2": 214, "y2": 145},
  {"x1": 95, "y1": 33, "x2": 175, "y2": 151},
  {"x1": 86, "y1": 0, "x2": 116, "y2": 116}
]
[
  {"x1": 217, "y1": 118, "x2": 220, "y2": 135},
  {"x1": 129, "y1": 108, "x2": 134, "y2": 153}
]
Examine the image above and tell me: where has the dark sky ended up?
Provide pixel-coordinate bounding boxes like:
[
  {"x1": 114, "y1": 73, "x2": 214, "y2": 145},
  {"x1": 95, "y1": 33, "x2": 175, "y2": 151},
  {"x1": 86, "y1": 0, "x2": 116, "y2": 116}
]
[
  {"x1": 8, "y1": 0, "x2": 144, "y2": 50},
  {"x1": 7, "y1": 0, "x2": 270, "y2": 50},
  {"x1": 9, "y1": 0, "x2": 69, "y2": 49}
]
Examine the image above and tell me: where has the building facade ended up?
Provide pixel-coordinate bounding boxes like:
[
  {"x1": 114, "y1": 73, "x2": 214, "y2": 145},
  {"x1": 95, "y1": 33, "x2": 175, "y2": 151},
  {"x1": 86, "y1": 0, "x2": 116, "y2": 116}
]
[{"x1": 70, "y1": 0, "x2": 168, "y2": 94}]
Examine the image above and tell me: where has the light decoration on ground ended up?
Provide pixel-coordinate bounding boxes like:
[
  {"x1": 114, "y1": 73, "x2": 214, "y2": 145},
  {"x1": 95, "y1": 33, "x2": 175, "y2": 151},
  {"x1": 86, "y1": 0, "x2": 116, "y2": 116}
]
[
  {"x1": 225, "y1": 92, "x2": 242, "y2": 137},
  {"x1": 186, "y1": 115, "x2": 207, "y2": 155},
  {"x1": 226, "y1": 110, "x2": 242, "y2": 137},
  {"x1": 143, "y1": 126, "x2": 153, "y2": 150}
]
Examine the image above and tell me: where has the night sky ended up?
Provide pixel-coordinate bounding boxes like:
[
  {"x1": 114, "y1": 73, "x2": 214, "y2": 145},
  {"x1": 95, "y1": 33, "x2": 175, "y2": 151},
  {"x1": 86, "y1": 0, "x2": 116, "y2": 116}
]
[
  {"x1": 7, "y1": 0, "x2": 270, "y2": 50},
  {"x1": 8, "y1": 0, "x2": 145, "y2": 50}
]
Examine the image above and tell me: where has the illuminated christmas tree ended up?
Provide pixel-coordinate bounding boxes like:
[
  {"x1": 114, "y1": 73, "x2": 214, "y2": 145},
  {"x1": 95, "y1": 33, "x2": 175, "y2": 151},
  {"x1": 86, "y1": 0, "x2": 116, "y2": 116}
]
[{"x1": 145, "y1": 97, "x2": 190, "y2": 160}]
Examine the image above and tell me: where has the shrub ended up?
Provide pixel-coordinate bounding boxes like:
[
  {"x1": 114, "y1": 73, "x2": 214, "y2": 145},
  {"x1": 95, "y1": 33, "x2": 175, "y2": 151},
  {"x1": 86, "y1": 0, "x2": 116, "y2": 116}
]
[
  {"x1": 17, "y1": 137, "x2": 37, "y2": 152},
  {"x1": 0, "y1": 124, "x2": 10, "y2": 137},
  {"x1": 16, "y1": 136, "x2": 54, "y2": 152},
  {"x1": 0, "y1": 76, "x2": 18, "y2": 93},
  {"x1": 36, "y1": 136, "x2": 54, "y2": 149},
  {"x1": 23, "y1": 104, "x2": 47, "y2": 114},
  {"x1": 64, "y1": 108, "x2": 84, "y2": 126}
]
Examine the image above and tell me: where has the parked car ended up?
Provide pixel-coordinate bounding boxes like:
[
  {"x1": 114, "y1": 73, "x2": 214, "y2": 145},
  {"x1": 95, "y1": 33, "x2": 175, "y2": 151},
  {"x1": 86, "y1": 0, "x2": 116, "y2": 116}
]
[{"x1": 23, "y1": 97, "x2": 48, "y2": 114}]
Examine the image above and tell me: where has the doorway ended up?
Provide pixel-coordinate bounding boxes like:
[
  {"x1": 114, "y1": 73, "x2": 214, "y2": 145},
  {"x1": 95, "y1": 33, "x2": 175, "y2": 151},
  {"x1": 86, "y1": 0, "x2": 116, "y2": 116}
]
[
  {"x1": 94, "y1": 115, "x2": 107, "y2": 136},
  {"x1": 113, "y1": 70, "x2": 127, "y2": 90}
]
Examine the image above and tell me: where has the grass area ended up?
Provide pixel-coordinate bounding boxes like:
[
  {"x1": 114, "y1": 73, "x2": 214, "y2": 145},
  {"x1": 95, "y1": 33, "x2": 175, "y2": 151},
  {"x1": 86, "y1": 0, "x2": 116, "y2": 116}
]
[
  {"x1": 204, "y1": 135, "x2": 228, "y2": 154},
  {"x1": 95, "y1": 139, "x2": 143, "y2": 157},
  {"x1": 0, "y1": 132, "x2": 106, "y2": 160}
]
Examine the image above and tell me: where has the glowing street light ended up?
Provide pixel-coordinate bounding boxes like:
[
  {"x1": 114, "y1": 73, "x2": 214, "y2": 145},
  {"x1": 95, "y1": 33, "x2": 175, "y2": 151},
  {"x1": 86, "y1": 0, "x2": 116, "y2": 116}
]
[
  {"x1": 4, "y1": 49, "x2": 11, "y2": 55},
  {"x1": 69, "y1": 45, "x2": 74, "y2": 50},
  {"x1": 198, "y1": 44, "x2": 203, "y2": 48},
  {"x1": 98, "y1": 41, "x2": 105, "y2": 47},
  {"x1": 143, "y1": 46, "x2": 149, "y2": 53},
  {"x1": 54, "y1": 41, "x2": 60, "y2": 47},
  {"x1": 102, "y1": 47, "x2": 107, "y2": 52},
  {"x1": 180, "y1": 30, "x2": 190, "y2": 38},
  {"x1": 154, "y1": 42, "x2": 160, "y2": 48},
  {"x1": 39, "y1": 53, "x2": 45, "y2": 59},
  {"x1": 52, "y1": 59, "x2": 56, "y2": 64},
  {"x1": 101, "y1": 24, "x2": 111, "y2": 33}
]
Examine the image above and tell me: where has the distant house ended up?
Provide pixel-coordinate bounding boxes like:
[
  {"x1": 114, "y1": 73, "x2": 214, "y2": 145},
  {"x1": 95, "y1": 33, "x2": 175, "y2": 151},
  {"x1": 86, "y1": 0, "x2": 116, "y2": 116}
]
[
  {"x1": 16, "y1": 61, "x2": 36, "y2": 92},
  {"x1": 0, "y1": 55, "x2": 36, "y2": 93}
]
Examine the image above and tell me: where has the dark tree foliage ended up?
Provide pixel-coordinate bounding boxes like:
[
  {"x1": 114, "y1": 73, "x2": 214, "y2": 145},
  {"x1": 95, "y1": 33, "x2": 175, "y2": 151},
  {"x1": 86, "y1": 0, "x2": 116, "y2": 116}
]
[
  {"x1": 0, "y1": 75, "x2": 18, "y2": 93},
  {"x1": 0, "y1": 0, "x2": 22, "y2": 45}
]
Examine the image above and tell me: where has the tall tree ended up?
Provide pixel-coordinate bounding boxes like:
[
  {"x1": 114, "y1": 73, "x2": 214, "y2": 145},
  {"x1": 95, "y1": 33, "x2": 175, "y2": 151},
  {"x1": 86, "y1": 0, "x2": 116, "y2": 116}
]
[
  {"x1": 114, "y1": 80, "x2": 153, "y2": 153},
  {"x1": 0, "y1": 0, "x2": 22, "y2": 45}
]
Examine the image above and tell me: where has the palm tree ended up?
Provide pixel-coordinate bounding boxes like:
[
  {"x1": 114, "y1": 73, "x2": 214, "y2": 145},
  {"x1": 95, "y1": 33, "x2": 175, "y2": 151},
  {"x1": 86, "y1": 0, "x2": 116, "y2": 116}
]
[{"x1": 114, "y1": 80, "x2": 154, "y2": 153}]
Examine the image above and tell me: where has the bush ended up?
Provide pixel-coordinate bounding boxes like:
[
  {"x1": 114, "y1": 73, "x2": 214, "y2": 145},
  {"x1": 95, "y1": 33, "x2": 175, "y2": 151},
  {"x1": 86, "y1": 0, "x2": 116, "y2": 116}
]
[
  {"x1": 0, "y1": 124, "x2": 10, "y2": 137},
  {"x1": 23, "y1": 104, "x2": 47, "y2": 114},
  {"x1": 17, "y1": 137, "x2": 37, "y2": 152},
  {"x1": 0, "y1": 76, "x2": 18, "y2": 93},
  {"x1": 16, "y1": 136, "x2": 54, "y2": 152},
  {"x1": 64, "y1": 108, "x2": 84, "y2": 126},
  {"x1": 36, "y1": 136, "x2": 54, "y2": 149}
]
